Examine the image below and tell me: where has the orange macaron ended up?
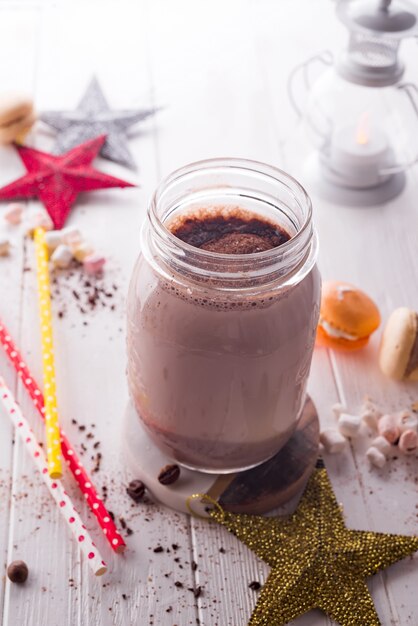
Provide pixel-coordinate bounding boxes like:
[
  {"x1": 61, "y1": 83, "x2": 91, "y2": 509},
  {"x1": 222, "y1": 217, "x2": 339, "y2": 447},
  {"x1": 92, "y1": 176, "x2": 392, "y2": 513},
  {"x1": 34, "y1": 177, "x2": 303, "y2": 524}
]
[{"x1": 316, "y1": 281, "x2": 381, "y2": 351}]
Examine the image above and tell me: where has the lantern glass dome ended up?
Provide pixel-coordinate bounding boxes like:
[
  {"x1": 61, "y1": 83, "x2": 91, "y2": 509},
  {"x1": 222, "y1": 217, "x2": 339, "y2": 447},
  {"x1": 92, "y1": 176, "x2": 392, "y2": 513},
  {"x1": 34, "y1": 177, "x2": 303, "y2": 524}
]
[{"x1": 304, "y1": 69, "x2": 417, "y2": 175}]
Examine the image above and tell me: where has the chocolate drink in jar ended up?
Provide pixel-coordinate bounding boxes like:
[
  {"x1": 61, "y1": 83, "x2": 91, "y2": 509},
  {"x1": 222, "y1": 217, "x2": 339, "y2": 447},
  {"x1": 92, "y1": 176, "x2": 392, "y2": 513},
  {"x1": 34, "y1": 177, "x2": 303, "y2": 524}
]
[{"x1": 127, "y1": 159, "x2": 320, "y2": 473}]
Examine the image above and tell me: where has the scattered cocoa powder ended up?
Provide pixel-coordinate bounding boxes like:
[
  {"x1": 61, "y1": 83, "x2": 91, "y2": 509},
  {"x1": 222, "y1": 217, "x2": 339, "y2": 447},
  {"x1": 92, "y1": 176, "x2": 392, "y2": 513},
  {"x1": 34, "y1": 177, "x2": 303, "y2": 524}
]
[{"x1": 50, "y1": 270, "x2": 122, "y2": 320}]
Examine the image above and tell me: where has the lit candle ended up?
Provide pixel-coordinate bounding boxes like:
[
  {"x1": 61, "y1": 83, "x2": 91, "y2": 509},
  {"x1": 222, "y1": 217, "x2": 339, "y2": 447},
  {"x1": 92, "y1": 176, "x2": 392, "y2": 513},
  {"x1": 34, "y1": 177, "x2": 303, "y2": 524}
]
[{"x1": 328, "y1": 114, "x2": 392, "y2": 188}]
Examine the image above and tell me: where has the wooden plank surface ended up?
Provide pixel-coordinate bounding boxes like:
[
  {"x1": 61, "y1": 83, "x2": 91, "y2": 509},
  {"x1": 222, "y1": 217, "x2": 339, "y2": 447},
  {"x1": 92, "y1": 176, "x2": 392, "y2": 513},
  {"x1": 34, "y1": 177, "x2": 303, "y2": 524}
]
[
  {"x1": 0, "y1": 1, "x2": 417, "y2": 625},
  {"x1": 0, "y1": 5, "x2": 41, "y2": 624}
]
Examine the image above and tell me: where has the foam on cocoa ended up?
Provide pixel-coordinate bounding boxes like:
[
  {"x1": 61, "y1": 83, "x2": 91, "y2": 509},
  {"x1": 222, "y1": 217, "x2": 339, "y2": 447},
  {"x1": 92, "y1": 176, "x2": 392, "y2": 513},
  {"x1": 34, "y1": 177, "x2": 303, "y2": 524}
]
[
  {"x1": 162, "y1": 207, "x2": 293, "y2": 312},
  {"x1": 168, "y1": 206, "x2": 290, "y2": 254}
]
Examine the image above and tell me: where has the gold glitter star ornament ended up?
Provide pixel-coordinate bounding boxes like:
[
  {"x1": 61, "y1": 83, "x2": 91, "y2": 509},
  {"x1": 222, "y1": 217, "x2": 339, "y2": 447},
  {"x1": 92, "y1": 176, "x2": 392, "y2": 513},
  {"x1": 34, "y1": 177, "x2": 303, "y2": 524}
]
[{"x1": 210, "y1": 466, "x2": 418, "y2": 626}]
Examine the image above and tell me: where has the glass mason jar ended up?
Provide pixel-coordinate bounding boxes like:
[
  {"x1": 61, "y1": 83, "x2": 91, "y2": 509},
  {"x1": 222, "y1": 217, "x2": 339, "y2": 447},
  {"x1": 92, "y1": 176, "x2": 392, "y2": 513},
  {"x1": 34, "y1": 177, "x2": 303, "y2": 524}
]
[{"x1": 127, "y1": 158, "x2": 320, "y2": 473}]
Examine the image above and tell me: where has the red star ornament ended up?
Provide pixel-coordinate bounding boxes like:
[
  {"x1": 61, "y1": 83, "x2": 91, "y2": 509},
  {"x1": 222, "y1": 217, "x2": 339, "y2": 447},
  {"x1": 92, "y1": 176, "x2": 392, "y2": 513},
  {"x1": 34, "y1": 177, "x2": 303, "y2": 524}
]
[{"x1": 0, "y1": 135, "x2": 135, "y2": 229}]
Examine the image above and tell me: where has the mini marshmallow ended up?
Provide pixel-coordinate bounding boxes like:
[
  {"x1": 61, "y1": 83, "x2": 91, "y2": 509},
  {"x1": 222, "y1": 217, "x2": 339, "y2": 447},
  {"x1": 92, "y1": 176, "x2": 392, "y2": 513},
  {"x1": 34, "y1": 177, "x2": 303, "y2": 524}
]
[
  {"x1": 33, "y1": 210, "x2": 54, "y2": 231},
  {"x1": 51, "y1": 244, "x2": 73, "y2": 269},
  {"x1": 26, "y1": 210, "x2": 54, "y2": 236},
  {"x1": 332, "y1": 402, "x2": 347, "y2": 419},
  {"x1": 398, "y1": 429, "x2": 418, "y2": 455},
  {"x1": 360, "y1": 397, "x2": 382, "y2": 428},
  {"x1": 377, "y1": 414, "x2": 400, "y2": 444},
  {"x1": 0, "y1": 237, "x2": 11, "y2": 256},
  {"x1": 319, "y1": 429, "x2": 347, "y2": 454},
  {"x1": 83, "y1": 253, "x2": 106, "y2": 275},
  {"x1": 4, "y1": 203, "x2": 23, "y2": 225},
  {"x1": 396, "y1": 410, "x2": 418, "y2": 434},
  {"x1": 71, "y1": 242, "x2": 94, "y2": 263},
  {"x1": 338, "y1": 413, "x2": 361, "y2": 438},
  {"x1": 44, "y1": 230, "x2": 64, "y2": 253},
  {"x1": 361, "y1": 397, "x2": 382, "y2": 415},
  {"x1": 370, "y1": 435, "x2": 392, "y2": 457},
  {"x1": 361, "y1": 409, "x2": 379, "y2": 432},
  {"x1": 366, "y1": 446, "x2": 386, "y2": 468},
  {"x1": 62, "y1": 227, "x2": 82, "y2": 246}
]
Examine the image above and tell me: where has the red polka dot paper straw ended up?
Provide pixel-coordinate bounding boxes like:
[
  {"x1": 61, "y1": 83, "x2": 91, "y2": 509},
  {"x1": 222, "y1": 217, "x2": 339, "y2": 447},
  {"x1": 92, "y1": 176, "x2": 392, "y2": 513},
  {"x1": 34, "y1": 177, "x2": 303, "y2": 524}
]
[
  {"x1": 0, "y1": 377, "x2": 107, "y2": 576},
  {"x1": 0, "y1": 321, "x2": 126, "y2": 554}
]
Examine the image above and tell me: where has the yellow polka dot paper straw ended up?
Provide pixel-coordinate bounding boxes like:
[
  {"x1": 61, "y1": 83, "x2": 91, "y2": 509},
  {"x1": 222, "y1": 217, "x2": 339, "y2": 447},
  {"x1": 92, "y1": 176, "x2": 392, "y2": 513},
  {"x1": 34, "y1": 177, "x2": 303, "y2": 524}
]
[{"x1": 34, "y1": 227, "x2": 62, "y2": 479}]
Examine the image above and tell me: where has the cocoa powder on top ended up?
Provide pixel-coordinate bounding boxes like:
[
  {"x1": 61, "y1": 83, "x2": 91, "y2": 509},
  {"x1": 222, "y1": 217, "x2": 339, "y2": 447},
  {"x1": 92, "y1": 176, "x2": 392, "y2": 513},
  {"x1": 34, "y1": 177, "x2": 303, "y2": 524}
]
[{"x1": 169, "y1": 208, "x2": 290, "y2": 254}]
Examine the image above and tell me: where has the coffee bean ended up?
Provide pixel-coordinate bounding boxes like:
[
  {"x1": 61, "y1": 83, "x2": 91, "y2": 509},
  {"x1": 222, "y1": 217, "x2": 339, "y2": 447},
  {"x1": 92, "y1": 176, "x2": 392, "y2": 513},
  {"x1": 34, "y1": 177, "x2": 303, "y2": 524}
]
[
  {"x1": 158, "y1": 464, "x2": 180, "y2": 485},
  {"x1": 7, "y1": 560, "x2": 29, "y2": 584},
  {"x1": 248, "y1": 581, "x2": 261, "y2": 591},
  {"x1": 126, "y1": 479, "x2": 146, "y2": 502}
]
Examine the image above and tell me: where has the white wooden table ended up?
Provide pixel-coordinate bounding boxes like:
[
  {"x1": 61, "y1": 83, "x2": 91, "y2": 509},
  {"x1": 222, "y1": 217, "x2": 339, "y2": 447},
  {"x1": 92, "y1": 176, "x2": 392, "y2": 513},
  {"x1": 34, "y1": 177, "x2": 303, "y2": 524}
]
[{"x1": 1, "y1": 1, "x2": 418, "y2": 624}]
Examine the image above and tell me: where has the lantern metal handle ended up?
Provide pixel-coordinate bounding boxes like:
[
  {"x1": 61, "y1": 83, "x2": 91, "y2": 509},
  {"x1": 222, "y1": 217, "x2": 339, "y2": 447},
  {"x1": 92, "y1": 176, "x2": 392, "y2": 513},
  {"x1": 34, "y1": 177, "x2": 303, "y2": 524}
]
[
  {"x1": 287, "y1": 50, "x2": 334, "y2": 145},
  {"x1": 380, "y1": 82, "x2": 418, "y2": 175},
  {"x1": 287, "y1": 50, "x2": 334, "y2": 118}
]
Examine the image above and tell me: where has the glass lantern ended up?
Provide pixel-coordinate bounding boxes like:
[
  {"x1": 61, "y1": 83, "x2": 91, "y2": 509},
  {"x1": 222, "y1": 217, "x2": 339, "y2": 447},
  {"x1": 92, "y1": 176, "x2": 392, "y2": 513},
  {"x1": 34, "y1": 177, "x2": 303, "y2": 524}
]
[{"x1": 288, "y1": 0, "x2": 418, "y2": 205}]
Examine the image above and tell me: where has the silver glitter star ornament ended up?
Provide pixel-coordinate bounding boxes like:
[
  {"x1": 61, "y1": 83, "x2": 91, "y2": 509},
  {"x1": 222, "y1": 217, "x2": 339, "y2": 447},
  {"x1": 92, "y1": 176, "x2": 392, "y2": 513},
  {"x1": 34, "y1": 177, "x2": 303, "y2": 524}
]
[{"x1": 40, "y1": 77, "x2": 157, "y2": 169}]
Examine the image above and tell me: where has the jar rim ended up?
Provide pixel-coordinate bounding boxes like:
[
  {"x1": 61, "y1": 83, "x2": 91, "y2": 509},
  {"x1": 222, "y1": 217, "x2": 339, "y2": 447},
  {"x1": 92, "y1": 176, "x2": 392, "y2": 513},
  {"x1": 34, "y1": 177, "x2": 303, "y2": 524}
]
[{"x1": 148, "y1": 157, "x2": 313, "y2": 263}]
